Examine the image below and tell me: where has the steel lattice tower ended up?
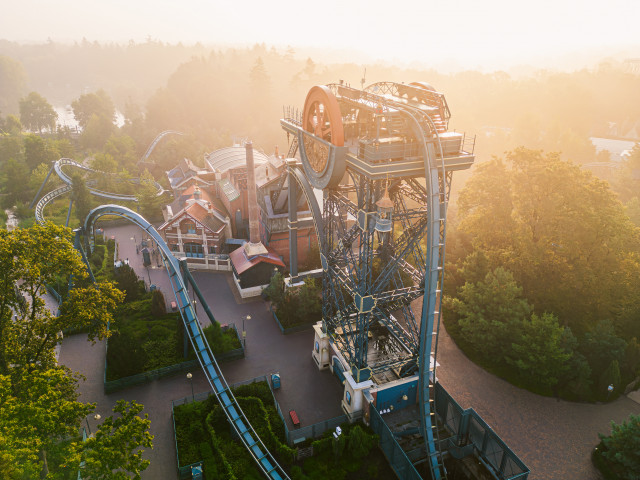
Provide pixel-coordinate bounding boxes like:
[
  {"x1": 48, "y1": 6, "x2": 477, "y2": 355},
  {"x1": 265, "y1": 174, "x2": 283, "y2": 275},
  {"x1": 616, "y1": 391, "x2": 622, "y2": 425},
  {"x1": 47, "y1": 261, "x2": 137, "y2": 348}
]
[{"x1": 283, "y1": 82, "x2": 474, "y2": 479}]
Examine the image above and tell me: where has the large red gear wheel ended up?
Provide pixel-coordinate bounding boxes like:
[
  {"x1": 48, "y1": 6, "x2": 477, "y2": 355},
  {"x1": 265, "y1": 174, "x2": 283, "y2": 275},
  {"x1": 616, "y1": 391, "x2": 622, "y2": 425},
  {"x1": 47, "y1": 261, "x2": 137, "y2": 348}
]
[{"x1": 302, "y1": 86, "x2": 344, "y2": 173}]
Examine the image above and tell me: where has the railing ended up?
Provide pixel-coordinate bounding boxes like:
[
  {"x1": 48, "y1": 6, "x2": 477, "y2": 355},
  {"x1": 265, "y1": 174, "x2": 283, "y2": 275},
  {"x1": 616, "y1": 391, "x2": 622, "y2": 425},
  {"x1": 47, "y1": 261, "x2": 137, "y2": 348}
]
[
  {"x1": 369, "y1": 406, "x2": 423, "y2": 480},
  {"x1": 434, "y1": 383, "x2": 529, "y2": 480},
  {"x1": 271, "y1": 306, "x2": 315, "y2": 335},
  {"x1": 286, "y1": 414, "x2": 348, "y2": 446}
]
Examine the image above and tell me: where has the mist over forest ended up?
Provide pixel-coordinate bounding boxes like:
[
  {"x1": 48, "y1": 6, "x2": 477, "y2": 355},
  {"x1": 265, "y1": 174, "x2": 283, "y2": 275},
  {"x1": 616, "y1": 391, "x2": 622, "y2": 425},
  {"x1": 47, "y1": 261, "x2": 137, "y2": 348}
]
[{"x1": 1, "y1": 39, "x2": 639, "y2": 164}]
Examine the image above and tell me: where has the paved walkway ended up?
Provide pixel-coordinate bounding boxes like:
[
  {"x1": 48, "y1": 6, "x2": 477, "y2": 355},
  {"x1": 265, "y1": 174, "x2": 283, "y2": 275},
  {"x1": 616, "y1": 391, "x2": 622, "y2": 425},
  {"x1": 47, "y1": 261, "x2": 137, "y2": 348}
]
[
  {"x1": 430, "y1": 296, "x2": 640, "y2": 480},
  {"x1": 60, "y1": 223, "x2": 343, "y2": 479}
]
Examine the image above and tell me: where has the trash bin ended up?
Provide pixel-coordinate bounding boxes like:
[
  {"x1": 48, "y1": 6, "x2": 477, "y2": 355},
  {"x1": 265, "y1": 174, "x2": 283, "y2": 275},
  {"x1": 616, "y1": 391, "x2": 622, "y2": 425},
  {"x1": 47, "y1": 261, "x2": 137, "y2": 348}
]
[
  {"x1": 191, "y1": 463, "x2": 203, "y2": 480},
  {"x1": 271, "y1": 373, "x2": 281, "y2": 390}
]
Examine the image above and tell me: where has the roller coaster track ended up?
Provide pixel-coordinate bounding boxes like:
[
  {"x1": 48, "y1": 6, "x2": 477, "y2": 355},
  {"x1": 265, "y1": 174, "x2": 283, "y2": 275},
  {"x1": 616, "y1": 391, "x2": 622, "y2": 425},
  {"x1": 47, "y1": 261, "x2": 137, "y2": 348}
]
[
  {"x1": 83, "y1": 205, "x2": 290, "y2": 480},
  {"x1": 32, "y1": 158, "x2": 165, "y2": 225},
  {"x1": 138, "y1": 130, "x2": 184, "y2": 164}
]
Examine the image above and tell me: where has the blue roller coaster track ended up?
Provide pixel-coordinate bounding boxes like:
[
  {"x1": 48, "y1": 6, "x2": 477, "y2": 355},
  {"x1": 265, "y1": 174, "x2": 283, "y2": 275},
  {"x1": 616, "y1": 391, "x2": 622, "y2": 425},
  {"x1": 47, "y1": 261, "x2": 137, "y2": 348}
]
[
  {"x1": 83, "y1": 205, "x2": 290, "y2": 480},
  {"x1": 138, "y1": 130, "x2": 184, "y2": 164},
  {"x1": 31, "y1": 158, "x2": 165, "y2": 226}
]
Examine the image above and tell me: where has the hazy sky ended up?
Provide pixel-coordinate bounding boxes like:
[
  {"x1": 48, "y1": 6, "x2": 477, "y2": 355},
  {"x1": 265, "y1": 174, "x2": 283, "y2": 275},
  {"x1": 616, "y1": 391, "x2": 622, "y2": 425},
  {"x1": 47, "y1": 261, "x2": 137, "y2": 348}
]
[{"x1": 2, "y1": 0, "x2": 639, "y2": 69}]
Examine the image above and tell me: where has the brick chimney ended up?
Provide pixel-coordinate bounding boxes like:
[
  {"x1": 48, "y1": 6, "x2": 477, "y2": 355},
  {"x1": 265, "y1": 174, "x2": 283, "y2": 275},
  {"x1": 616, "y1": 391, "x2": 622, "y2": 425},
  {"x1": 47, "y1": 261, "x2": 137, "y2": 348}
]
[{"x1": 244, "y1": 141, "x2": 268, "y2": 256}]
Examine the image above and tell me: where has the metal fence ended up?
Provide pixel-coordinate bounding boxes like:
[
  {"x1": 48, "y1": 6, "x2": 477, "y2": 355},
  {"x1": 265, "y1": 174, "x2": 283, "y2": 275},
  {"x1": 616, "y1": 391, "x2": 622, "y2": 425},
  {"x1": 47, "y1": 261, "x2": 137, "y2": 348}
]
[
  {"x1": 104, "y1": 325, "x2": 244, "y2": 394},
  {"x1": 286, "y1": 414, "x2": 348, "y2": 445},
  {"x1": 271, "y1": 306, "x2": 314, "y2": 335},
  {"x1": 369, "y1": 406, "x2": 423, "y2": 480},
  {"x1": 172, "y1": 373, "x2": 350, "y2": 479},
  {"x1": 434, "y1": 382, "x2": 530, "y2": 480}
]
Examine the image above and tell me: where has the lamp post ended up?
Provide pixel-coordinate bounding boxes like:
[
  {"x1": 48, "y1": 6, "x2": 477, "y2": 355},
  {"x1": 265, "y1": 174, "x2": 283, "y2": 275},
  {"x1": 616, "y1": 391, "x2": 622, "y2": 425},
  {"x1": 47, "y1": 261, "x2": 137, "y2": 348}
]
[
  {"x1": 186, "y1": 372, "x2": 194, "y2": 402},
  {"x1": 85, "y1": 413, "x2": 101, "y2": 435},
  {"x1": 242, "y1": 315, "x2": 251, "y2": 348}
]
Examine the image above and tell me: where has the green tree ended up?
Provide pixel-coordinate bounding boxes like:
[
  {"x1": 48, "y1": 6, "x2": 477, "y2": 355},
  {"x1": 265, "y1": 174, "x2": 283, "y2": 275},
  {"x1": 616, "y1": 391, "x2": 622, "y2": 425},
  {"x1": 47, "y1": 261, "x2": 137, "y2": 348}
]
[
  {"x1": 80, "y1": 400, "x2": 154, "y2": 480},
  {"x1": 263, "y1": 271, "x2": 285, "y2": 305},
  {"x1": 72, "y1": 173, "x2": 92, "y2": 226},
  {"x1": 104, "y1": 134, "x2": 138, "y2": 170},
  {"x1": 508, "y1": 313, "x2": 572, "y2": 389},
  {"x1": 24, "y1": 134, "x2": 59, "y2": 171},
  {"x1": 580, "y1": 320, "x2": 627, "y2": 382},
  {"x1": 453, "y1": 148, "x2": 640, "y2": 337},
  {"x1": 151, "y1": 289, "x2": 166, "y2": 317},
  {"x1": 135, "y1": 169, "x2": 165, "y2": 219},
  {"x1": 81, "y1": 113, "x2": 115, "y2": 150},
  {"x1": 71, "y1": 89, "x2": 115, "y2": 129},
  {"x1": 346, "y1": 425, "x2": 376, "y2": 460},
  {"x1": 600, "y1": 360, "x2": 622, "y2": 398},
  {"x1": 0, "y1": 223, "x2": 123, "y2": 374},
  {"x1": 0, "y1": 158, "x2": 30, "y2": 207},
  {"x1": 598, "y1": 414, "x2": 640, "y2": 479},
  {"x1": 0, "y1": 55, "x2": 27, "y2": 115},
  {"x1": 0, "y1": 134, "x2": 24, "y2": 162},
  {"x1": 557, "y1": 327, "x2": 592, "y2": 399},
  {"x1": 296, "y1": 278, "x2": 322, "y2": 322},
  {"x1": 19, "y1": 92, "x2": 57, "y2": 133},
  {"x1": 0, "y1": 368, "x2": 92, "y2": 479},
  {"x1": 626, "y1": 197, "x2": 640, "y2": 227},
  {"x1": 114, "y1": 264, "x2": 144, "y2": 302},
  {"x1": 2, "y1": 114, "x2": 22, "y2": 134},
  {"x1": 447, "y1": 267, "x2": 531, "y2": 361}
]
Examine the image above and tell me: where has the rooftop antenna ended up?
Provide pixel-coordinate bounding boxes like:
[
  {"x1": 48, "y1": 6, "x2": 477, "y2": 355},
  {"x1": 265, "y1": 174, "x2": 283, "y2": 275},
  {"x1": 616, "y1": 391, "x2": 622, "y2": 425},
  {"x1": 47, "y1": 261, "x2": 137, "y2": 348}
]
[{"x1": 361, "y1": 68, "x2": 366, "y2": 90}]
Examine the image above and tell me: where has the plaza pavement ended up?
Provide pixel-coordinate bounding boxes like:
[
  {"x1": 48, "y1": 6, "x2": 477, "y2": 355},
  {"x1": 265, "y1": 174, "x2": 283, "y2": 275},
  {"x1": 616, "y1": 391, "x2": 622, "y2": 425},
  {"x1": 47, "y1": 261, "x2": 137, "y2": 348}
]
[{"x1": 61, "y1": 223, "x2": 640, "y2": 479}]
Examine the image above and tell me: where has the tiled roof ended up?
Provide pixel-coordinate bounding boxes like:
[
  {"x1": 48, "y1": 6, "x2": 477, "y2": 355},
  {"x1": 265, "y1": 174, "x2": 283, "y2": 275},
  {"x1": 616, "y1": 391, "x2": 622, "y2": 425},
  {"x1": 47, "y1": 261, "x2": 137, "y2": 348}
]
[
  {"x1": 230, "y1": 244, "x2": 285, "y2": 275},
  {"x1": 186, "y1": 202, "x2": 226, "y2": 233},
  {"x1": 159, "y1": 201, "x2": 226, "y2": 234}
]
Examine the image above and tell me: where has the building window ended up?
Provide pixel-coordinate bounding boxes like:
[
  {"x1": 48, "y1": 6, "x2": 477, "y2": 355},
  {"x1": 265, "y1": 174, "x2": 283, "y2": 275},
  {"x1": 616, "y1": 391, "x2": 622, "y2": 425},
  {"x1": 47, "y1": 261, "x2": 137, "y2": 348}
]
[
  {"x1": 209, "y1": 245, "x2": 216, "y2": 254},
  {"x1": 315, "y1": 341, "x2": 319, "y2": 354},
  {"x1": 184, "y1": 242, "x2": 203, "y2": 258},
  {"x1": 184, "y1": 222, "x2": 196, "y2": 234},
  {"x1": 170, "y1": 244, "x2": 179, "y2": 252},
  {"x1": 345, "y1": 391, "x2": 352, "y2": 405}
]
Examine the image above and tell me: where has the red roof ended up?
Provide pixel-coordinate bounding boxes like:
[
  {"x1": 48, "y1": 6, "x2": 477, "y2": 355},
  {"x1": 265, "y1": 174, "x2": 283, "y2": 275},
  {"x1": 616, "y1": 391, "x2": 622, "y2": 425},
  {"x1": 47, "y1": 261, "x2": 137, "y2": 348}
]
[
  {"x1": 159, "y1": 201, "x2": 226, "y2": 234},
  {"x1": 230, "y1": 244, "x2": 285, "y2": 275}
]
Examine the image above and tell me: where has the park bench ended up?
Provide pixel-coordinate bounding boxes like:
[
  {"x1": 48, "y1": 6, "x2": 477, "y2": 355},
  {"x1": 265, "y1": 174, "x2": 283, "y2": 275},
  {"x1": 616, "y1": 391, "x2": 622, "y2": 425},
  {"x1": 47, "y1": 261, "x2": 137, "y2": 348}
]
[{"x1": 289, "y1": 410, "x2": 300, "y2": 427}]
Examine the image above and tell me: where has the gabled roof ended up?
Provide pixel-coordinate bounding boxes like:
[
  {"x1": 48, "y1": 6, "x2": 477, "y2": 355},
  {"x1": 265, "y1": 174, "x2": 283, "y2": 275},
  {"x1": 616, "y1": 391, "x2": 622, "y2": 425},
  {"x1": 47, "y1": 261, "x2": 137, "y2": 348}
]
[
  {"x1": 230, "y1": 244, "x2": 285, "y2": 275},
  {"x1": 159, "y1": 201, "x2": 226, "y2": 234},
  {"x1": 170, "y1": 184, "x2": 229, "y2": 219},
  {"x1": 166, "y1": 158, "x2": 210, "y2": 189}
]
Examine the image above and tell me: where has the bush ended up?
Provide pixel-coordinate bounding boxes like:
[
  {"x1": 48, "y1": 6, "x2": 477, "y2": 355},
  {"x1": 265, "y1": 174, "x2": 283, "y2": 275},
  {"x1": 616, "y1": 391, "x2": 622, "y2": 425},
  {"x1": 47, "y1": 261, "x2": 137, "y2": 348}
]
[
  {"x1": 151, "y1": 289, "x2": 167, "y2": 317},
  {"x1": 595, "y1": 414, "x2": 640, "y2": 479},
  {"x1": 267, "y1": 275, "x2": 322, "y2": 328},
  {"x1": 114, "y1": 264, "x2": 145, "y2": 301}
]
